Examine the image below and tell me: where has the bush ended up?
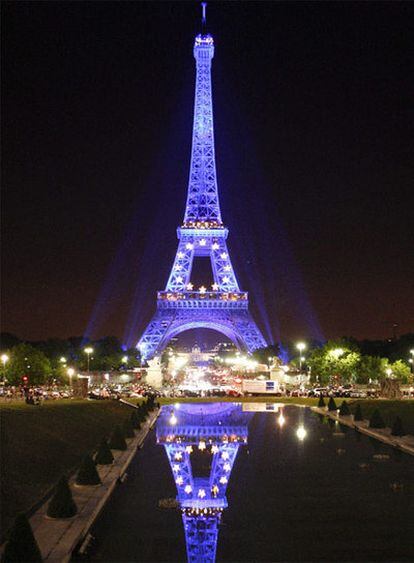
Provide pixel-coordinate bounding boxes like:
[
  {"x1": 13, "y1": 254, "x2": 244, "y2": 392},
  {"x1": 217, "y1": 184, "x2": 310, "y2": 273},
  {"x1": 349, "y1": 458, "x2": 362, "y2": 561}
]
[
  {"x1": 318, "y1": 396, "x2": 326, "y2": 408},
  {"x1": 391, "y1": 416, "x2": 406, "y2": 437},
  {"x1": 47, "y1": 476, "x2": 77, "y2": 519},
  {"x1": 339, "y1": 401, "x2": 350, "y2": 416},
  {"x1": 95, "y1": 438, "x2": 114, "y2": 465},
  {"x1": 76, "y1": 454, "x2": 101, "y2": 486},
  {"x1": 123, "y1": 418, "x2": 135, "y2": 439},
  {"x1": 353, "y1": 403, "x2": 363, "y2": 421},
  {"x1": 2, "y1": 513, "x2": 42, "y2": 562},
  {"x1": 328, "y1": 397, "x2": 337, "y2": 411},
  {"x1": 130, "y1": 411, "x2": 141, "y2": 430},
  {"x1": 109, "y1": 425, "x2": 127, "y2": 451},
  {"x1": 369, "y1": 408, "x2": 386, "y2": 429}
]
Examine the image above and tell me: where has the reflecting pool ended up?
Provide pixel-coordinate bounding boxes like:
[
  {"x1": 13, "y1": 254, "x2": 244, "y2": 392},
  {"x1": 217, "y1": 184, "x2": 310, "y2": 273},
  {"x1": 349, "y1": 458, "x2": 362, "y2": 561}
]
[{"x1": 88, "y1": 403, "x2": 414, "y2": 562}]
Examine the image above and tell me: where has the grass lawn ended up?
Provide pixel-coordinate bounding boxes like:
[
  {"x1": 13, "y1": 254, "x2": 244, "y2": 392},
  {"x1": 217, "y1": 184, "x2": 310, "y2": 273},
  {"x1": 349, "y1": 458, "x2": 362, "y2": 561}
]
[
  {"x1": 0, "y1": 399, "x2": 135, "y2": 537},
  {"x1": 349, "y1": 399, "x2": 414, "y2": 435}
]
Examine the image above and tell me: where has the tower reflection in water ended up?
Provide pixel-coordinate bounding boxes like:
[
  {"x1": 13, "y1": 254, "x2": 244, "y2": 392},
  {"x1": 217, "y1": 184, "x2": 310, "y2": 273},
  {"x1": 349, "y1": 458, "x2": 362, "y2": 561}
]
[{"x1": 156, "y1": 403, "x2": 252, "y2": 562}]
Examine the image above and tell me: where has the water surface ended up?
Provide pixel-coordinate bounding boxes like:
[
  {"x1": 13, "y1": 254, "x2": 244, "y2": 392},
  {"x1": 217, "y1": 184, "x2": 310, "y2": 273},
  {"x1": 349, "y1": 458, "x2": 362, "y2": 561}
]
[{"x1": 89, "y1": 403, "x2": 414, "y2": 562}]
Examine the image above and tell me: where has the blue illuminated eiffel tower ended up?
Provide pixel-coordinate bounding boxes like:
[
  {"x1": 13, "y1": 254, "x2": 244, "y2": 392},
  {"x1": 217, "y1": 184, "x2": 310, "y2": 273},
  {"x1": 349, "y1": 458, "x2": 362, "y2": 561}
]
[
  {"x1": 137, "y1": 6, "x2": 266, "y2": 360},
  {"x1": 156, "y1": 403, "x2": 252, "y2": 562}
]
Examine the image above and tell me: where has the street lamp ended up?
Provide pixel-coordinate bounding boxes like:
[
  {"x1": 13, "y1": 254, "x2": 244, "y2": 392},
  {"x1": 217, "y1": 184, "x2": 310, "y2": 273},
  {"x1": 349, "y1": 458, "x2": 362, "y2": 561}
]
[
  {"x1": 296, "y1": 342, "x2": 306, "y2": 371},
  {"x1": 67, "y1": 367, "x2": 75, "y2": 386},
  {"x1": 122, "y1": 355, "x2": 128, "y2": 364},
  {"x1": 1, "y1": 354, "x2": 9, "y2": 382},
  {"x1": 385, "y1": 367, "x2": 393, "y2": 378},
  {"x1": 84, "y1": 347, "x2": 94, "y2": 373},
  {"x1": 60, "y1": 356, "x2": 67, "y2": 364}
]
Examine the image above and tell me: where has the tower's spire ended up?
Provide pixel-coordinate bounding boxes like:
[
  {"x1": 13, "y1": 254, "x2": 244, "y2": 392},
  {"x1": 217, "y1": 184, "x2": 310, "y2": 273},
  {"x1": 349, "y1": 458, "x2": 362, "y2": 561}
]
[{"x1": 201, "y1": 2, "x2": 207, "y2": 28}]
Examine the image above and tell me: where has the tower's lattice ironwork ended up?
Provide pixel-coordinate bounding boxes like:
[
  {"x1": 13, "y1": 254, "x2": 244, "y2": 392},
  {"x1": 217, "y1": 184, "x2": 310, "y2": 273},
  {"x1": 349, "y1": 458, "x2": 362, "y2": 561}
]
[
  {"x1": 137, "y1": 18, "x2": 266, "y2": 360},
  {"x1": 157, "y1": 404, "x2": 252, "y2": 562}
]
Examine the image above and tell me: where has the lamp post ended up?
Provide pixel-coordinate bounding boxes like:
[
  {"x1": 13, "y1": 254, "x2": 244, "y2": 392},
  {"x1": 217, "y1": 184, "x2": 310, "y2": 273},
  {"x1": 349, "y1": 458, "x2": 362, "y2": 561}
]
[
  {"x1": 84, "y1": 347, "x2": 93, "y2": 373},
  {"x1": 1, "y1": 354, "x2": 9, "y2": 383},
  {"x1": 296, "y1": 342, "x2": 306, "y2": 372},
  {"x1": 67, "y1": 367, "x2": 75, "y2": 386}
]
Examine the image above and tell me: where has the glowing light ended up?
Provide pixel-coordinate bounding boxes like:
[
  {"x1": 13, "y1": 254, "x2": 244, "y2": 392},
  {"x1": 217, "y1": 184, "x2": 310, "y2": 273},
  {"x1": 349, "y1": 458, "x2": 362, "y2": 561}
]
[
  {"x1": 175, "y1": 264, "x2": 182, "y2": 271},
  {"x1": 84, "y1": 347, "x2": 93, "y2": 355},
  {"x1": 199, "y1": 286, "x2": 207, "y2": 293},
  {"x1": 1, "y1": 354, "x2": 9, "y2": 366},
  {"x1": 172, "y1": 464, "x2": 180, "y2": 472},
  {"x1": 186, "y1": 445, "x2": 193, "y2": 454},
  {"x1": 221, "y1": 452, "x2": 229, "y2": 460},
  {"x1": 177, "y1": 251, "x2": 184, "y2": 258},
  {"x1": 174, "y1": 452, "x2": 182, "y2": 461},
  {"x1": 67, "y1": 367, "x2": 75, "y2": 377},
  {"x1": 122, "y1": 355, "x2": 128, "y2": 363},
  {"x1": 184, "y1": 485, "x2": 192, "y2": 494},
  {"x1": 222, "y1": 276, "x2": 230, "y2": 283},
  {"x1": 224, "y1": 265, "x2": 231, "y2": 271},
  {"x1": 176, "y1": 276, "x2": 183, "y2": 283},
  {"x1": 385, "y1": 368, "x2": 392, "y2": 377},
  {"x1": 186, "y1": 243, "x2": 194, "y2": 250},
  {"x1": 186, "y1": 282, "x2": 194, "y2": 290},
  {"x1": 296, "y1": 342, "x2": 306, "y2": 353},
  {"x1": 211, "y1": 283, "x2": 219, "y2": 291},
  {"x1": 212, "y1": 485, "x2": 219, "y2": 496},
  {"x1": 60, "y1": 356, "x2": 67, "y2": 363},
  {"x1": 330, "y1": 348, "x2": 344, "y2": 359},
  {"x1": 169, "y1": 413, "x2": 178, "y2": 426},
  {"x1": 176, "y1": 476, "x2": 184, "y2": 486},
  {"x1": 199, "y1": 239, "x2": 207, "y2": 246},
  {"x1": 211, "y1": 445, "x2": 219, "y2": 454},
  {"x1": 198, "y1": 440, "x2": 206, "y2": 451},
  {"x1": 219, "y1": 476, "x2": 228, "y2": 484},
  {"x1": 212, "y1": 242, "x2": 219, "y2": 250},
  {"x1": 277, "y1": 411, "x2": 286, "y2": 427},
  {"x1": 198, "y1": 488, "x2": 206, "y2": 498},
  {"x1": 220, "y1": 252, "x2": 227, "y2": 259},
  {"x1": 296, "y1": 425, "x2": 307, "y2": 441},
  {"x1": 223, "y1": 463, "x2": 231, "y2": 472}
]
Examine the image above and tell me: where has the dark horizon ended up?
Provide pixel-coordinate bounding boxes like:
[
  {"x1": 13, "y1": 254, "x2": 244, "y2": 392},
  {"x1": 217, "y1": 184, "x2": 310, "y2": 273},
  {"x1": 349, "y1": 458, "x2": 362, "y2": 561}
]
[{"x1": 2, "y1": 1, "x2": 413, "y2": 344}]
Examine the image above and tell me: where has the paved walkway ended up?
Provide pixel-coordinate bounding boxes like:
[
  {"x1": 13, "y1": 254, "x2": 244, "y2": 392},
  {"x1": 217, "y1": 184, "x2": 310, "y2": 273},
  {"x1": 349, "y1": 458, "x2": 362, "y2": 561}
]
[
  {"x1": 30, "y1": 409, "x2": 159, "y2": 563},
  {"x1": 311, "y1": 406, "x2": 414, "y2": 456}
]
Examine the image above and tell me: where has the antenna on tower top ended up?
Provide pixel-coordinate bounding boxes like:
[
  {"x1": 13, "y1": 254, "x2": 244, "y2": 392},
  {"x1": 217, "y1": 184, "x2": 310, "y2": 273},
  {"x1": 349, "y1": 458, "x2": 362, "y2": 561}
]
[{"x1": 201, "y1": 2, "x2": 207, "y2": 28}]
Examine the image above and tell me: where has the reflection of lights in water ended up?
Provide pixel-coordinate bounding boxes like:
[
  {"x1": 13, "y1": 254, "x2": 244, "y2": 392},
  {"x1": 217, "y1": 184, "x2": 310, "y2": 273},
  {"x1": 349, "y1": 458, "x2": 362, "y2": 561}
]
[
  {"x1": 221, "y1": 451, "x2": 229, "y2": 460},
  {"x1": 184, "y1": 485, "x2": 192, "y2": 494},
  {"x1": 198, "y1": 440, "x2": 206, "y2": 451},
  {"x1": 296, "y1": 425, "x2": 307, "y2": 441},
  {"x1": 198, "y1": 488, "x2": 206, "y2": 498},
  {"x1": 169, "y1": 413, "x2": 177, "y2": 425},
  {"x1": 277, "y1": 411, "x2": 286, "y2": 427}
]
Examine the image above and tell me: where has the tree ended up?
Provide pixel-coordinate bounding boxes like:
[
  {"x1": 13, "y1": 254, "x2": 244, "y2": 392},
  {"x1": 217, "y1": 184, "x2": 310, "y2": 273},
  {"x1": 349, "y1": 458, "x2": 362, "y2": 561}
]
[
  {"x1": 307, "y1": 340, "x2": 361, "y2": 385},
  {"x1": 76, "y1": 455, "x2": 101, "y2": 486},
  {"x1": 389, "y1": 360, "x2": 411, "y2": 384},
  {"x1": 339, "y1": 401, "x2": 351, "y2": 416},
  {"x1": 317, "y1": 396, "x2": 326, "y2": 408},
  {"x1": 357, "y1": 356, "x2": 388, "y2": 384},
  {"x1": 252, "y1": 344, "x2": 280, "y2": 365},
  {"x1": 95, "y1": 438, "x2": 114, "y2": 465},
  {"x1": 328, "y1": 397, "x2": 337, "y2": 411},
  {"x1": 391, "y1": 416, "x2": 405, "y2": 437},
  {"x1": 109, "y1": 425, "x2": 127, "y2": 450},
  {"x1": 5, "y1": 343, "x2": 52, "y2": 385},
  {"x1": 369, "y1": 409, "x2": 386, "y2": 429},
  {"x1": 353, "y1": 403, "x2": 363, "y2": 421},
  {"x1": 2, "y1": 513, "x2": 42, "y2": 562},
  {"x1": 47, "y1": 476, "x2": 77, "y2": 519}
]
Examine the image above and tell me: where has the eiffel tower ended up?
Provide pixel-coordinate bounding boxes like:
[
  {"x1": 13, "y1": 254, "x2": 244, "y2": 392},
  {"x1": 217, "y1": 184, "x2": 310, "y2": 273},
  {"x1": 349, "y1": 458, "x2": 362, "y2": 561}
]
[
  {"x1": 156, "y1": 403, "x2": 252, "y2": 562},
  {"x1": 137, "y1": 5, "x2": 266, "y2": 361}
]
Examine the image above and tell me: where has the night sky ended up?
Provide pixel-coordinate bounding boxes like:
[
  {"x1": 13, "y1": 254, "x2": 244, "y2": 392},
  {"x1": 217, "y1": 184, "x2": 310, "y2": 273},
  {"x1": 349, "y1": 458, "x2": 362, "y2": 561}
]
[{"x1": 2, "y1": 1, "x2": 413, "y2": 346}]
